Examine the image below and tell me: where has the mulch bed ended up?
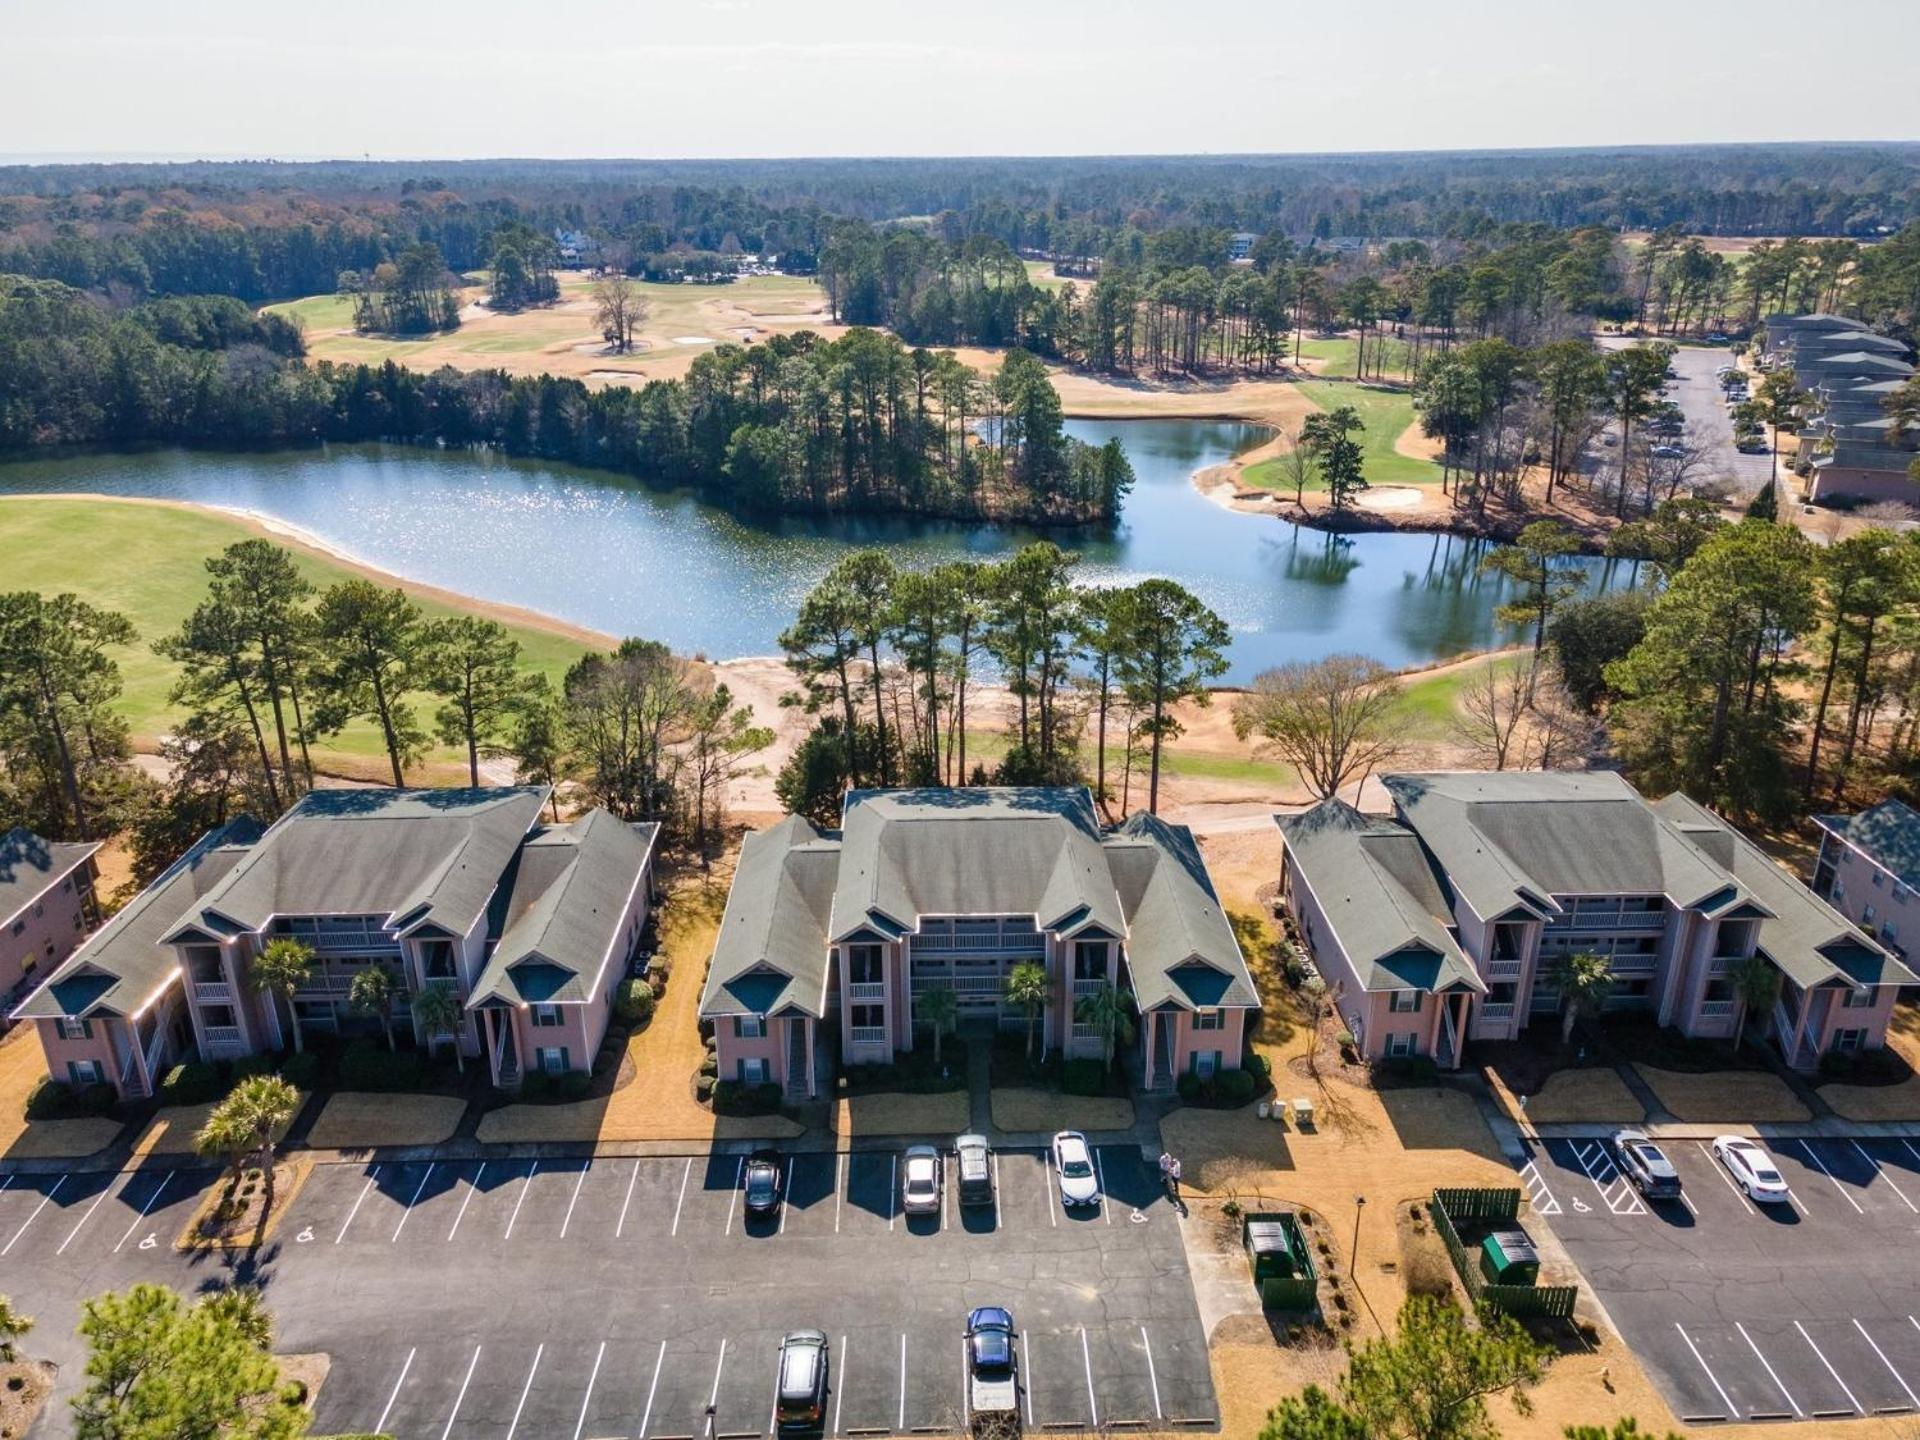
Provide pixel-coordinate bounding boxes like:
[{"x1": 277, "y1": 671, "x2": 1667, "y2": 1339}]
[
  {"x1": 178, "y1": 1161, "x2": 304, "y2": 1250},
  {"x1": 0, "y1": 1360, "x2": 54, "y2": 1440}
]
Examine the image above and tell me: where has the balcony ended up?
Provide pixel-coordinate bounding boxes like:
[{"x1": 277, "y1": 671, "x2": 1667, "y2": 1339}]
[
  {"x1": 1606, "y1": 954, "x2": 1660, "y2": 975},
  {"x1": 1485, "y1": 959, "x2": 1523, "y2": 980},
  {"x1": 846, "y1": 981, "x2": 887, "y2": 1003},
  {"x1": 912, "y1": 974, "x2": 1004, "y2": 996},
  {"x1": 1072, "y1": 978, "x2": 1107, "y2": 998},
  {"x1": 191, "y1": 980, "x2": 231, "y2": 1005},
  {"x1": 201, "y1": 1025, "x2": 246, "y2": 1058},
  {"x1": 1477, "y1": 1001, "x2": 1516, "y2": 1022},
  {"x1": 1698, "y1": 999, "x2": 1735, "y2": 1018},
  {"x1": 848, "y1": 1025, "x2": 888, "y2": 1047},
  {"x1": 1546, "y1": 909, "x2": 1667, "y2": 933}
]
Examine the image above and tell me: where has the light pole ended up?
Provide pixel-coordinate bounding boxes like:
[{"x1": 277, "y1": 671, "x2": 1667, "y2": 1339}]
[{"x1": 1352, "y1": 1194, "x2": 1366, "y2": 1271}]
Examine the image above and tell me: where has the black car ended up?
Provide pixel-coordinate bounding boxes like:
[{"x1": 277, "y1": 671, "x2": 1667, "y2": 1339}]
[
  {"x1": 744, "y1": 1150, "x2": 783, "y2": 1217},
  {"x1": 775, "y1": 1330, "x2": 830, "y2": 1431}
]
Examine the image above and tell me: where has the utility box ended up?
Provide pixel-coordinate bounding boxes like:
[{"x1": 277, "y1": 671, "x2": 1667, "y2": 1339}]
[{"x1": 1479, "y1": 1228, "x2": 1540, "y2": 1286}]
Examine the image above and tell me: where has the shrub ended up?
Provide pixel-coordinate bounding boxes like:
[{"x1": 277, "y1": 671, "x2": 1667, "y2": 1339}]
[
  {"x1": 1244, "y1": 1051, "x2": 1273, "y2": 1084},
  {"x1": 557, "y1": 1070, "x2": 593, "y2": 1101},
  {"x1": 337, "y1": 1040, "x2": 423, "y2": 1092},
  {"x1": 518, "y1": 1071, "x2": 550, "y2": 1100},
  {"x1": 159, "y1": 1061, "x2": 226, "y2": 1107},
  {"x1": 229, "y1": 1053, "x2": 275, "y2": 1082},
  {"x1": 1062, "y1": 1059, "x2": 1106, "y2": 1096},
  {"x1": 694, "y1": 1073, "x2": 717, "y2": 1101},
  {"x1": 278, "y1": 1052, "x2": 321, "y2": 1090},
  {"x1": 1403, "y1": 1246, "x2": 1456, "y2": 1300},
  {"x1": 1176, "y1": 1066, "x2": 1261, "y2": 1109},
  {"x1": 614, "y1": 978, "x2": 656, "y2": 1025},
  {"x1": 712, "y1": 1079, "x2": 785, "y2": 1116}
]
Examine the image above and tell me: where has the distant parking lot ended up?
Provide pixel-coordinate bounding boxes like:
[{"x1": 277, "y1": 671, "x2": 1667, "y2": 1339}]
[
  {"x1": 1524, "y1": 1134, "x2": 1920, "y2": 1425},
  {"x1": 0, "y1": 1144, "x2": 1218, "y2": 1439}
]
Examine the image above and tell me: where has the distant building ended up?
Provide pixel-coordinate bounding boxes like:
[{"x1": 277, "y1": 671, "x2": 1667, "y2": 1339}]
[
  {"x1": 1762, "y1": 313, "x2": 1917, "y2": 505},
  {"x1": 1813, "y1": 799, "x2": 1920, "y2": 957},
  {"x1": 1279, "y1": 772, "x2": 1914, "y2": 1073},
  {"x1": 0, "y1": 828, "x2": 100, "y2": 1013},
  {"x1": 553, "y1": 229, "x2": 593, "y2": 266},
  {"x1": 1227, "y1": 232, "x2": 1258, "y2": 263}
]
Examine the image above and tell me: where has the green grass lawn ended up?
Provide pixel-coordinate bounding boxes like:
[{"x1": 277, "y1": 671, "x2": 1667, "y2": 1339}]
[
  {"x1": 1393, "y1": 654, "x2": 1525, "y2": 739},
  {"x1": 1277, "y1": 379, "x2": 1443, "y2": 488},
  {"x1": 1292, "y1": 335, "x2": 1415, "y2": 380},
  {"x1": 0, "y1": 497, "x2": 590, "y2": 773},
  {"x1": 261, "y1": 292, "x2": 358, "y2": 331}
]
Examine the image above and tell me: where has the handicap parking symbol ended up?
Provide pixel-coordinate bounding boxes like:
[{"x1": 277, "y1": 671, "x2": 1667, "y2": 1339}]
[
  {"x1": 1571, "y1": 1197, "x2": 1592, "y2": 1214},
  {"x1": 138, "y1": 1233, "x2": 158, "y2": 1250},
  {"x1": 295, "y1": 1225, "x2": 314, "y2": 1244}
]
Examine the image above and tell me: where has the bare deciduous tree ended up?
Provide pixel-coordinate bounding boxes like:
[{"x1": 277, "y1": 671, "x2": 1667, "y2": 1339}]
[
  {"x1": 1453, "y1": 659, "x2": 1533, "y2": 770},
  {"x1": 1528, "y1": 674, "x2": 1597, "y2": 770},
  {"x1": 592, "y1": 272, "x2": 645, "y2": 354},
  {"x1": 1231, "y1": 654, "x2": 1403, "y2": 801}
]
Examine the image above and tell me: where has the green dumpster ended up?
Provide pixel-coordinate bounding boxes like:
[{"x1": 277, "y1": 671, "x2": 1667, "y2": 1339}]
[
  {"x1": 1479, "y1": 1228, "x2": 1540, "y2": 1286},
  {"x1": 1243, "y1": 1211, "x2": 1318, "y2": 1310}
]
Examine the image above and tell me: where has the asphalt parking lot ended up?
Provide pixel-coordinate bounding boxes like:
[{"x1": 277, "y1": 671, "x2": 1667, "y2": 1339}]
[
  {"x1": 0, "y1": 1144, "x2": 1217, "y2": 1439},
  {"x1": 1524, "y1": 1133, "x2": 1920, "y2": 1425}
]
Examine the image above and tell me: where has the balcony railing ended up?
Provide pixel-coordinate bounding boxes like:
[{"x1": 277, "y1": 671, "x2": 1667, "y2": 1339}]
[
  {"x1": 848, "y1": 1026, "x2": 888, "y2": 1046},
  {"x1": 1072, "y1": 978, "x2": 1107, "y2": 997},
  {"x1": 1485, "y1": 959, "x2": 1523, "y2": 980},
  {"x1": 846, "y1": 981, "x2": 887, "y2": 1003},
  {"x1": 192, "y1": 981, "x2": 231, "y2": 1005},
  {"x1": 1606, "y1": 954, "x2": 1660, "y2": 975},
  {"x1": 911, "y1": 930, "x2": 1044, "y2": 955},
  {"x1": 1477, "y1": 1001, "x2": 1516, "y2": 1021},
  {"x1": 201, "y1": 1025, "x2": 246, "y2": 1058},
  {"x1": 1698, "y1": 999, "x2": 1736, "y2": 1018},
  {"x1": 912, "y1": 974, "x2": 1004, "y2": 996},
  {"x1": 1546, "y1": 910, "x2": 1667, "y2": 932}
]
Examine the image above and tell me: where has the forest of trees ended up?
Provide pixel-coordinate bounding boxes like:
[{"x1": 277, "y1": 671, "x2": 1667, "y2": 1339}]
[{"x1": 0, "y1": 276, "x2": 1132, "y2": 525}]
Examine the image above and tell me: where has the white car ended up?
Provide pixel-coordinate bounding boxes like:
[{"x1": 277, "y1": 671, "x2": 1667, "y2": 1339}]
[
  {"x1": 1051, "y1": 1130, "x2": 1100, "y2": 1208},
  {"x1": 901, "y1": 1144, "x2": 942, "y2": 1215},
  {"x1": 1712, "y1": 1136, "x2": 1790, "y2": 1205}
]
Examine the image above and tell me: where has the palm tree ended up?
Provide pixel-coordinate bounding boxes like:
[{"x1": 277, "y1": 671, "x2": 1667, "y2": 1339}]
[
  {"x1": 412, "y1": 981, "x2": 465, "y2": 1073},
  {"x1": 1074, "y1": 980, "x2": 1137, "y2": 1072},
  {"x1": 348, "y1": 964, "x2": 399, "y2": 1050},
  {"x1": 1550, "y1": 951, "x2": 1614, "y2": 1046},
  {"x1": 919, "y1": 986, "x2": 958, "y2": 1067},
  {"x1": 1004, "y1": 961, "x2": 1048, "y2": 1061},
  {"x1": 1726, "y1": 952, "x2": 1782, "y2": 1053},
  {"x1": 250, "y1": 937, "x2": 315, "y2": 1054},
  {"x1": 194, "y1": 1075, "x2": 301, "y2": 1224},
  {"x1": 0, "y1": 1295, "x2": 33, "y2": 1362}
]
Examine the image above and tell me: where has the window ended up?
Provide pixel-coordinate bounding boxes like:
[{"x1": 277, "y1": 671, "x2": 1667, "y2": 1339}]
[
  {"x1": 1389, "y1": 991, "x2": 1422, "y2": 1014},
  {"x1": 420, "y1": 940, "x2": 457, "y2": 980},
  {"x1": 1883, "y1": 921, "x2": 1900, "y2": 943},
  {"x1": 1073, "y1": 941, "x2": 1107, "y2": 981},
  {"x1": 1833, "y1": 880, "x2": 1847, "y2": 902},
  {"x1": 532, "y1": 1004, "x2": 562, "y2": 1028},
  {"x1": 67, "y1": 1059, "x2": 102, "y2": 1087},
  {"x1": 1189, "y1": 1049, "x2": 1220, "y2": 1078},
  {"x1": 1832, "y1": 1028, "x2": 1866, "y2": 1055},
  {"x1": 1844, "y1": 986, "x2": 1877, "y2": 1009},
  {"x1": 538, "y1": 1046, "x2": 569, "y2": 1075},
  {"x1": 201, "y1": 1004, "x2": 236, "y2": 1030},
  {"x1": 739, "y1": 1056, "x2": 769, "y2": 1084},
  {"x1": 1863, "y1": 904, "x2": 1877, "y2": 925},
  {"x1": 848, "y1": 944, "x2": 883, "y2": 984},
  {"x1": 1385, "y1": 1033, "x2": 1418, "y2": 1058},
  {"x1": 737, "y1": 1015, "x2": 764, "y2": 1040},
  {"x1": 56, "y1": 1017, "x2": 92, "y2": 1041},
  {"x1": 1872, "y1": 871, "x2": 1886, "y2": 889},
  {"x1": 1191, "y1": 1008, "x2": 1224, "y2": 1031},
  {"x1": 850, "y1": 1004, "x2": 884, "y2": 1030}
]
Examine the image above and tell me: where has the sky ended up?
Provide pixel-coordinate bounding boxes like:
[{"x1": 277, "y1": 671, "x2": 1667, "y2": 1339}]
[{"x1": 3, "y1": 0, "x2": 1917, "y2": 162}]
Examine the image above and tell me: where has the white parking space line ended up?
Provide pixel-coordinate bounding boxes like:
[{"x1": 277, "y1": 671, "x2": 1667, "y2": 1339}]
[
  {"x1": 392, "y1": 1163, "x2": 434, "y2": 1242},
  {"x1": 896, "y1": 1333, "x2": 907, "y2": 1432},
  {"x1": 1141, "y1": 1326, "x2": 1163, "y2": 1420},
  {"x1": 1795, "y1": 1321, "x2": 1862, "y2": 1415},
  {"x1": 1020, "y1": 1330, "x2": 1034, "y2": 1429},
  {"x1": 1855, "y1": 1321, "x2": 1920, "y2": 1409},
  {"x1": 573, "y1": 1341, "x2": 607, "y2": 1440},
  {"x1": 1044, "y1": 1152, "x2": 1059, "y2": 1227},
  {"x1": 448, "y1": 1162, "x2": 485, "y2": 1241},
  {"x1": 725, "y1": 1157, "x2": 744, "y2": 1237},
  {"x1": 374, "y1": 1346, "x2": 415, "y2": 1435},
  {"x1": 3, "y1": 1175, "x2": 66, "y2": 1255},
  {"x1": 114, "y1": 1172, "x2": 170, "y2": 1252},
  {"x1": 1080, "y1": 1327, "x2": 1099, "y2": 1429},
  {"x1": 333, "y1": 1167, "x2": 379, "y2": 1245},
  {"x1": 888, "y1": 1155, "x2": 897, "y2": 1232},
  {"x1": 1695, "y1": 1142, "x2": 1755, "y2": 1216},
  {"x1": 1094, "y1": 1151, "x2": 1111, "y2": 1225},
  {"x1": 441, "y1": 1344, "x2": 482, "y2": 1440},
  {"x1": 707, "y1": 1338, "x2": 729, "y2": 1440},
  {"x1": 781, "y1": 1158, "x2": 794, "y2": 1236},
  {"x1": 1736, "y1": 1322, "x2": 1801, "y2": 1417},
  {"x1": 57, "y1": 1174, "x2": 121, "y2": 1254},
  {"x1": 503, "y1": 1160, "x2": 539, "y2": 1239},
  {"x1": 832, "y1": 1334, "x2": 847, "y2": 1437},
  {"x1": 1795, "y1": 1142, "x2": 1865, "y2": 1215},
  {"x1": 640, "y1": 1341, "x2": 666, "y2": 1439},
  {"x1": 671, "y1": 1157, "x2": 692, "y2": 1238},
  {"x1": 1675, "y1": 1324, "x2": 1736, "y2": 1419},
  {"x1": 507, "y1": 1345, "x2": 546, "y2": 1440},
  {"x1": 959, "y1": 1336, "x2": 967, "y2": 1427},
  {"x1": 560, "y1": 1163, "x2": 589, "y2": 1239},
  {"x1": 1567, "y1": 1139, "x2": 1645, "y2": 1216},
  {"x1": 1519, "y1": 1160, "x2": 1561, "y2": 1217},
  {"x1": 991, "y1": 1152, "x2": 1002, "y2": 1230},
  {"x1": 617, "y1": 1160, "x2": 641, "y2": 1239},
  {"x1": 834, "y1": 1153, "x2": 844, "y2": 1234},
  {"x1": 1856, "y1": 1141, "x2": 1920, "y2": 1214}
]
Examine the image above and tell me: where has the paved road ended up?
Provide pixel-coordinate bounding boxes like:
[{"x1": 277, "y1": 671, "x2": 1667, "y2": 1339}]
[{"x1": 0, "y1": 1145, "x2": 1219, "y2": 1439}]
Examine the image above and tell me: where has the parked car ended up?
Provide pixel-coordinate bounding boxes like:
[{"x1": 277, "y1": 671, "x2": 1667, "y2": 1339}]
[
  {"x1": 955, "y1": 1133, "x2": 995, "y2": 1208},
  {"x1": 1052, "y1": 1130, "x2": 1100, "y2": 1208},
  {"x1": 775, "y1": 1330, "x2": 830, "y2": 1432},
  {"x1": 1712, "y1": 1136, "x2": 1791, "y2": 1204},
  {"x1": 744, "y1": 1150, "x2": 783, "y2": 1218},
  {"x1": 1737, "y1": 435, "x2": 1770, "y2": 453},
  {"x1": 1612, "y1": 1129, "x2": 1683, "y2": 1199},
  {"x1": 1650, "y1": 444, "x2": 1686, "y2": 459},
  {"x1": 964, "y1": 1306, "x2": 1019, "y2": 1418},
  {"x1": 902, "y1": 1143, "x2": 942, "y2": 1215}
]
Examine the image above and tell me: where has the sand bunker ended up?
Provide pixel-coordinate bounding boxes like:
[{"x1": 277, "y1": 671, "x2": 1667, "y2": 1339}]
[
  {"x1": 1358, "y1": 485, "x2": 1424, "y2": 511},
  {"x1": 671, "y1": 335, "x2": 716, "y2": 345}
]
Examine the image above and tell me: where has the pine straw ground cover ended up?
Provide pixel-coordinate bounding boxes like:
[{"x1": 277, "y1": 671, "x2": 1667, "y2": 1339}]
[
  {"x1": 306, "y1": 1092, "x2": 467, "y2": 1150},
  {"x1": 177, "y1": 1158, "x2": 310, "y2": 1250}
]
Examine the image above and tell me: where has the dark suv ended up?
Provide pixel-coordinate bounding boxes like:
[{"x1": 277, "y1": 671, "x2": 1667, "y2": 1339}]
[
  {"x1": 745, "y1": 1151, "x2": 783, "y2": 1218},
  {"x1": 775, "y1": 1330, "x2": 830, "y2": 1432}
]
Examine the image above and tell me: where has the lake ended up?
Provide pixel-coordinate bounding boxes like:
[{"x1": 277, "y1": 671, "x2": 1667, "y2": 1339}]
[{"x1": 0, "y1": 420, "x2": 1625, "y2": 682}]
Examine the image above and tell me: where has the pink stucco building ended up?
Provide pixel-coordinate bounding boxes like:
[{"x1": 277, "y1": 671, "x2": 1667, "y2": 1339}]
[
  {"x1": 0, "y1": 828, "x2": 100, "y2": 1016},
  {"x1": 699, "y1": 789, "x2": 1258, "y2": 1098},
  {"x1": 1279, "y1": 773, "x2": 1913, "y2": 1074}
]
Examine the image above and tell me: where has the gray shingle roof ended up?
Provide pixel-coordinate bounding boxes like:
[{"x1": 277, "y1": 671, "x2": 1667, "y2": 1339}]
[
  {"x1": 468, "y1": 811, "x2": 660, "y2": 1007},
  {"x1": 701, "y1": 790, "x2": 1256, "y2": 1021},
  {"x1": 13, "y1": 819, "x2": 263, "y2": 1021},
  {"x1": 176, "y1": 787, "x2": 549, "y2": 941},
  {"x1": 0, "y1": 828, "x2": 98, "y2": 929},
  {"x1": 1382, "y1": 772, "x2": 1730, "y2": 920},
  {"x1": 1277, "y1": 800, "x2": 1483, "y2": 995},
  {"x1": 1817, "y1": 799, "x2": 1920, "y2": 893},
  {"x1": 1653, "y1": 794, "x2": 1916, "y2": 991}
]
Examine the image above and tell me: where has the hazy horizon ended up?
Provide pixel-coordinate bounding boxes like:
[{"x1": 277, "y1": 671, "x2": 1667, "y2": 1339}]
[{"x1": 4, "y1": 0, "x2": 1917, "y2": 162}]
